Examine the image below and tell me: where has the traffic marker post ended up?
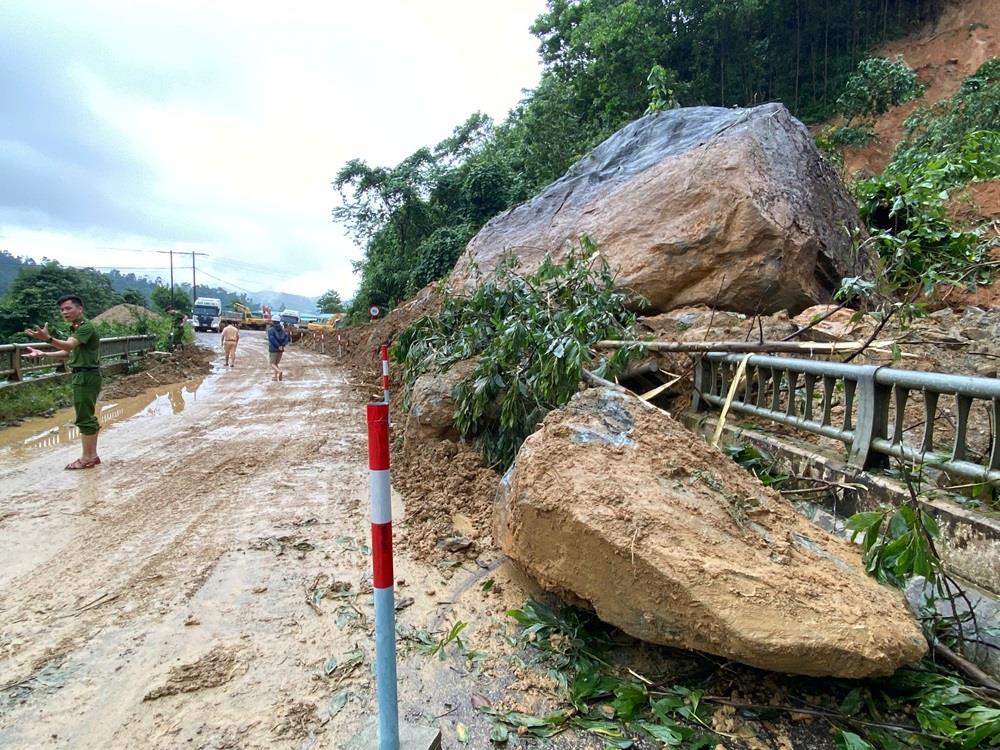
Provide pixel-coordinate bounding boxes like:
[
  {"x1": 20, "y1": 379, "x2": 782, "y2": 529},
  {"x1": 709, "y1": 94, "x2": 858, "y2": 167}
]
[
  {"x1": 368, "y1": 401, "x2": 398, "y2": 748},
  {"x1": 380, "y1": 344, "x2": 390, "y2": 404},
  {"x1": 346, "y1": 403, "x2": 440, "y2": 750}
]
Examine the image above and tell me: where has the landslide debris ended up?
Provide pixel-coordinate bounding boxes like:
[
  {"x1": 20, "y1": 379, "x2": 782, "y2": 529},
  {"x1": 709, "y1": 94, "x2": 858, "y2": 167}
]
[
  {"x1": 496, "y1": 386, "x2": 927, "y2": 678},
  {"x1": 144, "y1": 644, "x2": 246, "y2": 701},
  {"x1": 100, "y1": 346, "x2": 213, "y2": 400},
  {"x1": 393, "y1": 437, "x2": 499, "y2": 563},
  {"x1": 452, "y1": 103, "x2": 869, "y2": 315}
]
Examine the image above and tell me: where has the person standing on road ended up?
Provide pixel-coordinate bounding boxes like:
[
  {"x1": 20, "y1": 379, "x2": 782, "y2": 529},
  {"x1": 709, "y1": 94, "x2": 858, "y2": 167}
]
[
  {"x1": 267, "y1": 318, "x2": 289, "y2": 381},
  {"x1": 23, "y1": 294, "x2": 103, "y2": 470},
  {"x1": 220, "y1": 322, "x2": 240, "y2": 367},
  {"x1": 167, "y1": 308, "x2": 186, "y2": 352}
]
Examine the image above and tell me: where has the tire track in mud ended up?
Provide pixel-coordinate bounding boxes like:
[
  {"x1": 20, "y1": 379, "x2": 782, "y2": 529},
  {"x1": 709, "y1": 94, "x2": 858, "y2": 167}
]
[{"x1": 0, "y1": 335, "x2": 363, "y2": 700}]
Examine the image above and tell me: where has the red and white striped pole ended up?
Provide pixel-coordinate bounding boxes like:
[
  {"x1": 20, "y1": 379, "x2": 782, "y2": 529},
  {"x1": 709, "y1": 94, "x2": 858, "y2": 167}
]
[
  {"x1": 380, "y1": 344, "x2": 390, "y2": 404},
  {"x1": 367, "y1": 402, "x2": 399, "y2": 748}
]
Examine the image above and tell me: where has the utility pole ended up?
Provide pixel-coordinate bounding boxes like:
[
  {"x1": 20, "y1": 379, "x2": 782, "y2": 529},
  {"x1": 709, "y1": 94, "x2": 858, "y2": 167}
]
[
  {"x1": 186, "y1": 252, "x2": 208, "y2": 303},
  {"x1": 155, "y1": 250, "x2": 206, "y2": 307}
]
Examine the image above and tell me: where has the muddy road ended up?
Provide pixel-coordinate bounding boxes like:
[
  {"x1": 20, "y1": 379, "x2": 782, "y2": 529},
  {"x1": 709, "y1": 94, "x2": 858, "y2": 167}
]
[{"x1": 0, "y1": 332, "x2": 523, "y2": 749}]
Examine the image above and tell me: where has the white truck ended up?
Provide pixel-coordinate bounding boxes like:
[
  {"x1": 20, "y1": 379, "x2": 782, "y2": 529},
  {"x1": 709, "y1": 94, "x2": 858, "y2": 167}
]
[
  {"x1": 278, "y1": 309, "x2": 302, "y2": 327},
  {"x1": 192, "y1": 297, "x2": 223, "y2": 332}
]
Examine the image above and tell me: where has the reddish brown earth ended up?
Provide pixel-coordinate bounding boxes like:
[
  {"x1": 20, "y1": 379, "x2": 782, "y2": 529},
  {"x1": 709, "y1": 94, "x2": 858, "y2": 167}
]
[{"x1": 842, "y1": 0, "x2": 999, "y2": 178}]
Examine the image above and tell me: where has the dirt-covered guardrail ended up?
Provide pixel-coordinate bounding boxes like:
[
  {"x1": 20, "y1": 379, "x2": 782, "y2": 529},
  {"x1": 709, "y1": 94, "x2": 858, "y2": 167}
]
[{"x1": 0, "y1": 335, "x2": 156, "y2": 384}]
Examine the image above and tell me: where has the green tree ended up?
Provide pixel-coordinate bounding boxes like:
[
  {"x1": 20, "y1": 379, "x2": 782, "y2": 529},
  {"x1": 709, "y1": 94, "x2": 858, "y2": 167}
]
[
  {"x1": 121, "y1": 288, "x2": 147, "y2": 307},
  {"x1": 316, "y1": 290, "x2": 345, "y2": 313},
  {"x1": 0, "y1": 262, "x2": 119, "y2": 340},
  {"x1": 836, "y1": 55, "x2": 924, "y2": 124},
  {"x1": 0, "y1": 251, "x2": 35, "y2": 297},
  {"x1": 334, "y1": 0, "x2": 947, "y2": 320},
  {"x1": 151, "y1": 286, "x2": 192, "y2": 315}
]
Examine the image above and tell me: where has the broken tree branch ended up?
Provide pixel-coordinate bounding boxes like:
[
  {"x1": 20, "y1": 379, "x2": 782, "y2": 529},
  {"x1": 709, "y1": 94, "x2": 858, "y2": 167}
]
[
  {"x1": 933, "y1": 641, "x2": 1000, "y2": 693},
  {"x1": 581, "y1": 369, "x2": 627, "y2": 392}
]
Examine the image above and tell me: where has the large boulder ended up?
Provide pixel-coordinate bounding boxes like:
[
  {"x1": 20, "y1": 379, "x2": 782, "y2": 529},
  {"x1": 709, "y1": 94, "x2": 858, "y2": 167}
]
[
  {"x1": 404, "y1": 358, "x2": 479, "y2": 445},
  {"x1": 453, "y1": 104, "x2": 869, "y2": 315},
  {"x1": 495, "y1": 388, "x2": 926, "y2": 678}
]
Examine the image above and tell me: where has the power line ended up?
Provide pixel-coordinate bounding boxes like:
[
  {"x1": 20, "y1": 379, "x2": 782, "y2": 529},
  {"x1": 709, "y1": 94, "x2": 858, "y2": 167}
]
[
  {"x1": 67, "y1": 265, "x2": 172, "y2": 271},
  {"x1": 202, "y1": 256, "x2": 305, "y2": 281},
  {"x1": 196, "y1": 269, "x2": 260, "y2": 297}
]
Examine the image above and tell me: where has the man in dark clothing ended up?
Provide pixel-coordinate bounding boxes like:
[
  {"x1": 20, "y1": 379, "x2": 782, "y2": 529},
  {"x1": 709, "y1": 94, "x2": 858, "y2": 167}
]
[
  {"x1": 267, "y1": 318, "x2": 289, "y2": 381},
  {"x1": 24, "y1": 294, "x2": 103, "y2": 469}
]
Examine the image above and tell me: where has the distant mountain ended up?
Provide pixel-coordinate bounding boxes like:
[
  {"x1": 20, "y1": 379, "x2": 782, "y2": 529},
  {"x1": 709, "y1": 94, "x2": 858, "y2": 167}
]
[
  {"x1": 0, "y1": 252, "x2": 260, "y2": 309},
  {"x1": 253, "y1": 289, "x2": 319, "y2": 314},
  {"x1": 0, "y1": 251, "x2": 36, "y2": 296}
]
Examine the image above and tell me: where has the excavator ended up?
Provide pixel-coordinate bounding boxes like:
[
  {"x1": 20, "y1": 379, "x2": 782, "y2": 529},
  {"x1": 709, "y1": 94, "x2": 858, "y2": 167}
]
[
  {"x1": 307, "y1": 312, "x2": 346, "y2": 333},
  {"x1": 228, "y1": 302, "x2": 270, "y2": 331}
]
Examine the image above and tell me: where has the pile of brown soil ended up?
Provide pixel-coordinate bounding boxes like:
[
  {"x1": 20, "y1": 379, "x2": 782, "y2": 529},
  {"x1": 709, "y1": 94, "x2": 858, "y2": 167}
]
[
  {"x1": 92, "y1": 304, "x2": 162, "y2": 325},
  {"x1": 393, "y1": 438, "x2": 500, "y2": 563},
  {"x1": 290, "y1": 290, "x2": 500, "y2": 565},
  {"x1": 296, "y1": 285, "x2": 441, "y2": 393},
  {"x1": 100, "y1": 346, "x2": 214, "y2": 399}
]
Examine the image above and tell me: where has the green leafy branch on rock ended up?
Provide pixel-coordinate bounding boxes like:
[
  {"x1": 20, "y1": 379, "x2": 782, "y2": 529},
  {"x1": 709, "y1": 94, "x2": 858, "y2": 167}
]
[{"x1": 394, "y1": 238, "x2": 644, "y2": 468}]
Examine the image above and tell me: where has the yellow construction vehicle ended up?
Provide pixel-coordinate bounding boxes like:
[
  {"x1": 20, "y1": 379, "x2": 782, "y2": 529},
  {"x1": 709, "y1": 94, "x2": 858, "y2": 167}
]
[
  {"x1": 231, "y1": 302, "x2": 270, "y2": 330},
  {"x1": 307, "y1": 313, "x2": 346, "y2": 333}
]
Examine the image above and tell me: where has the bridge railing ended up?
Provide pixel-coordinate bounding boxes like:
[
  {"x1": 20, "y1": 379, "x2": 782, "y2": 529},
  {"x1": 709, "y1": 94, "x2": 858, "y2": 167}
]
[
  {"x1": 0, "y1": 336, "x2": 156, "y2": 383},
  {"x1": 693, "y1": 353, "x2": 1000, "y2": 485}
]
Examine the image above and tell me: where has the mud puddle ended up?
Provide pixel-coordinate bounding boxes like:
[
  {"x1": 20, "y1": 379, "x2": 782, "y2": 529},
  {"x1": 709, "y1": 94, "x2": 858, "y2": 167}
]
[{"x1": 0, "y1": 377, "x2": 209, "y2": 457}]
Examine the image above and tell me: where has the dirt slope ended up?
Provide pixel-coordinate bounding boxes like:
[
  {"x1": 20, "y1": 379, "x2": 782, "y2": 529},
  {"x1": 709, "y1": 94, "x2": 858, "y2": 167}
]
[{"x1": 843, "y1": 0, "x2": 999, "y2": 178}]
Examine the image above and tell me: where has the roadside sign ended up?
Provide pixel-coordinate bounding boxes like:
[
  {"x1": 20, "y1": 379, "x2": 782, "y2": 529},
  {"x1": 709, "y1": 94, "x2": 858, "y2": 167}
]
[{"x1": 369, "y1": 305, "x2": 380, "y2": 319}]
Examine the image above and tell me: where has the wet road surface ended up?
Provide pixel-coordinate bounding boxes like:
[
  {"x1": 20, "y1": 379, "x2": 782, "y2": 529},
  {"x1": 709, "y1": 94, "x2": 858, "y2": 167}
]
[
  {"x1": 0, "y1": 332, "x2": 453, "y2": 748},
  {"x1": 0, "y1": 333, "x2": 621, "y2": 750}
]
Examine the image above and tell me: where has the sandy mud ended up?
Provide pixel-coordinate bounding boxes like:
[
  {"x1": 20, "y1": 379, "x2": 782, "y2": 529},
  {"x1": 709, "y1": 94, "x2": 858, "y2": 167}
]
[{"x1": 0, "y1": 332, "x2": 492, "y2": 749}]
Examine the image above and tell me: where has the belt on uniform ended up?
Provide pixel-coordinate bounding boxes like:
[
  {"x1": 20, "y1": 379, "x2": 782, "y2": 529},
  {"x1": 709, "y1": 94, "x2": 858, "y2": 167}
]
[{"x1": 71, "y1": 367, "x2": 100, "y2": 372}]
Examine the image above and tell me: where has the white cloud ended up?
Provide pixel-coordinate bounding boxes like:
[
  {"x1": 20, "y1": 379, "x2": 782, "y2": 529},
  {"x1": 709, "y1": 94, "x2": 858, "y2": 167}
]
[{"x1": 0, "y1": 0, "x2": 546, "y2": 301}]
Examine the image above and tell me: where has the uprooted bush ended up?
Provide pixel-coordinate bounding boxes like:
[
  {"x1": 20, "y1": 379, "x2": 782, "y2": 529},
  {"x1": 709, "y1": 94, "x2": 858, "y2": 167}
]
[{"x1": 394, "y1": 239, "x2": 642, "y2": 468}]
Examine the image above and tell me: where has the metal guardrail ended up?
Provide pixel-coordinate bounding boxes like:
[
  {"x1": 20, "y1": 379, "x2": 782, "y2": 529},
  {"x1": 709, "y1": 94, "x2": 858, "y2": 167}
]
[
  {"x1": 0, "y1": 336, "x2": 156, "y2": 382},
  {"x1": 693, "y1": 353, "x2": 1000, "y2": 485}
]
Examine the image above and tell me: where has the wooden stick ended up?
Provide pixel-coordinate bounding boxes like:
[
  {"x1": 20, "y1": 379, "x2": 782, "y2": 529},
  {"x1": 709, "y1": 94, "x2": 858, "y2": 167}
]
[
  {"x1": 582, "y1": 369, "x2": 626, "y2": 392},
  {"x1": 934, "y1": 641, "x2": 1000, "y2": 693},
  {"x1": 781, "y1": 301, "x2": 850, "y2": 341},
  {"x1": 711, "y1": 354, "x2": 751, "y2": 447},
  {"x1": 594, "y1": 339, "x2": 898, "y2": 354},
  {"x1": 638, "y1": 376, "x2": 682, "y2": 401}
]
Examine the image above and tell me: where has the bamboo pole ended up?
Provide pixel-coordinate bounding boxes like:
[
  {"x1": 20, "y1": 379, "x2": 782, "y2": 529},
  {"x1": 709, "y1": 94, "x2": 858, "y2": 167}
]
[
  {"x1": 594, "y1": 339, "x2": 899, "y2": 355},
  {"x1": 710, "y1": 354, "x2": 752, "y2": 447}
]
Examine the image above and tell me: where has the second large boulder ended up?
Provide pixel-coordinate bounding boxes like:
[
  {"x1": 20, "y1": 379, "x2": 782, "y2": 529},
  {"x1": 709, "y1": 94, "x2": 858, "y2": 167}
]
[{"x1": 495, "y1": 388, "x2": 926, "y2": 678}]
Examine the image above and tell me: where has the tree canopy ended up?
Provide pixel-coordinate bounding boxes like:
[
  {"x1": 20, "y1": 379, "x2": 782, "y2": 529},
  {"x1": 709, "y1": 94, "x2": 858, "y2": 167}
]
[
  {"x1": 316, "y1": 289, "x2": 346, "y2": 314},
  {"x1": 0, "y1": 262, "x2": 120, "y2": 339}
]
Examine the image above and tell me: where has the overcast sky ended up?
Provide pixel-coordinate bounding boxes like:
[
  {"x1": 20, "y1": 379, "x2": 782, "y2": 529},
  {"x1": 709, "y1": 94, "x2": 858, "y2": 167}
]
[{"x1": 0, "y1": 0, "x2": 546, "y2": 300}]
